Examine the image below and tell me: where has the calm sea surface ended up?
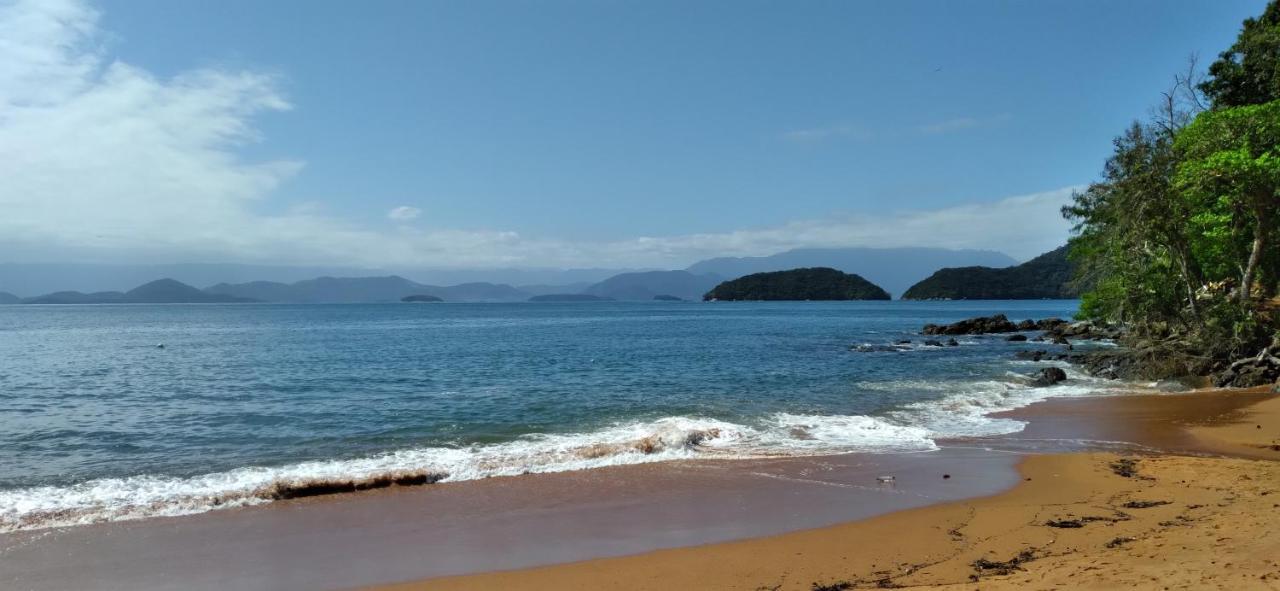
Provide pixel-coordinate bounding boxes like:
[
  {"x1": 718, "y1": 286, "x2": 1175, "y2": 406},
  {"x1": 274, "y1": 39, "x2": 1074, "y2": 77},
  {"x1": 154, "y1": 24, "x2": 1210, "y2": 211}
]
[{"x1": 0, "y1": 300, "x2": 1112, "y2": 530}]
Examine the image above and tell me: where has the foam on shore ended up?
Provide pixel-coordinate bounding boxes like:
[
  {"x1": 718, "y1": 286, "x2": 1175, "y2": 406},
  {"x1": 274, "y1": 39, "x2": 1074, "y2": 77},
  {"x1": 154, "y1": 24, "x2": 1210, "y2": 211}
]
[{"x1": 0, "y1": 370, "x2": 1131, "y2": 533}]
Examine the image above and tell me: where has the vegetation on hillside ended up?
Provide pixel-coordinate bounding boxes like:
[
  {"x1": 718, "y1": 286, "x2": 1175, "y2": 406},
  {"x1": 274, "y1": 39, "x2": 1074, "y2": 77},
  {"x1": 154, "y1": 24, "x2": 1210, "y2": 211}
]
[
  {"x1": 901, "y1": 246, "x2": 1079, "y2": 300},
  {"x1": 1064, "y1": 1, "x2": 1280, "y2": 372},
  {"x1": 703, "y1": 268, "x2": 890, "y2": 301}
]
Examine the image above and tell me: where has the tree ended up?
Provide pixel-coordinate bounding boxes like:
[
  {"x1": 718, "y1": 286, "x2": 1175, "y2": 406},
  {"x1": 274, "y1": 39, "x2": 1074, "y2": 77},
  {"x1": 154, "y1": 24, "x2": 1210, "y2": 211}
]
[
  {"x1": 1175, "y1": 101, "x2": 1280, "y2": 305},
  {"x1": 1200, "y1": 1, "x2": 1280, "y2": 107}
]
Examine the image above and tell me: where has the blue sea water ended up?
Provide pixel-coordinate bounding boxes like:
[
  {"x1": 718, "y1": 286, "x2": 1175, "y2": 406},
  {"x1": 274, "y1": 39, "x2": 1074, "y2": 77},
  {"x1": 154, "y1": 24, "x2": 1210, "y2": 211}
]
[{"x1": 0, "y1": 300, "x2": 1111, "y2": 531}]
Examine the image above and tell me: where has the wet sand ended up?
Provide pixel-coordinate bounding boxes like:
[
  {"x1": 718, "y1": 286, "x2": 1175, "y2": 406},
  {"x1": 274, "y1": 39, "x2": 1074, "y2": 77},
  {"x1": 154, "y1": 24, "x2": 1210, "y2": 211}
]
[
  {"x1": 375, "y1": 389, "x2": 1280, "y2": 591},
  {"x1": 2, "y1": 389, "x2": 1276, "y2": 591},
  {"x1": 0, "y1": 449, "x2": 1020, "y2": 591}
]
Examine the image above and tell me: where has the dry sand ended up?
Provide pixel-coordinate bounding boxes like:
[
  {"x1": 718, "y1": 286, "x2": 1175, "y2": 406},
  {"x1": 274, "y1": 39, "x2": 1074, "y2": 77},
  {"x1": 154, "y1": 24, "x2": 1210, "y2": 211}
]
[{"x1": 373, "y1": 392, "x2": 1280, "y2": 591}]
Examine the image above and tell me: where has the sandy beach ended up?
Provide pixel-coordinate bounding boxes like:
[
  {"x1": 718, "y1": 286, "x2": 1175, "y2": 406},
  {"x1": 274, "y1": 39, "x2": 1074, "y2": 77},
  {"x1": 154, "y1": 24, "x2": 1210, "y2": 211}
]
[
  {"x1": 372, "y1": 392, "x2": 1280, "y2": 591},
  {"x1": 3, "y1": 389, "x2": 1277, "y2": 591}
]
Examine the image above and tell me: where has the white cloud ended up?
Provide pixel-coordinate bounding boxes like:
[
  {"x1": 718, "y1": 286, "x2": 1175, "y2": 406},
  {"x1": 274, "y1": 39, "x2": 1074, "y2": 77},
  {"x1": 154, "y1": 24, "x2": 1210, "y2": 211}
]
[
  {"x1": 387, "y1": 206, "x2": 421, "y2": 221},
  {"x1": 780, "y1": 124, "x2": 872, "y2": 143},
  {"x1": 0, "y1": 0, "x2": 1074, "y2": 272}
]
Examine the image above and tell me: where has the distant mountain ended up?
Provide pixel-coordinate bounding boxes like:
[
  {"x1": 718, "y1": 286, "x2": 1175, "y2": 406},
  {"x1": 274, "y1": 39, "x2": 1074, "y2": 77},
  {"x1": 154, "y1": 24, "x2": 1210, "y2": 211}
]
[
  {"x1": 0, "y1": 263, "x2": 378, "y2": 297},
  {"x1": 24, "y1": 279, "x2": 254, "y2": 304},
  {"x1": 0, "y1": 292, "x2": 18, "y2": 304},
  {"x1": 583, "y1": 270, "x2": 723, "y2": 301},
  {"x1": 685, "y1": 247, "x2": 1018, "y2": 298},
  {"x1": 901, "y1": 246, "x2": 1081, "y2": 300},
  {"x1": 704, "y1": 268, "x2": 891, "y2": 301},
  {"x1": 0, "y1": 263, "x2": 632, "y2": 298},
  {"x1": 517, "y1": 282, "x2": 594, "y2": 297},
  {"x1": 528, "y1": 294, "x2": 614, "y2": 302},
  {"x1": 206, "y1": 276, "x2": 531, "y2": 303}
]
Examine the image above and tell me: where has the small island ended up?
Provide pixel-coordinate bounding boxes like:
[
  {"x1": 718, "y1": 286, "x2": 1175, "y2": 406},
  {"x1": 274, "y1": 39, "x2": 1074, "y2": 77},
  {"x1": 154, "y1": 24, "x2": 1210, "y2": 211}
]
[
  {"x1": 703, "y1": 267, "x2": 890, "y2": 301},
  {"x1": 528, "y1": 294, "x2": 614, "y2": 302},
  {"x1": 652, "y1": 294, "x2": 684, "y2": 301},
  {"x1": 901, "y1": 246, "x2": 1081, "y2": 300},
  {"x1": 400, "y1": 294, "x2": 443, "y2": 302}
]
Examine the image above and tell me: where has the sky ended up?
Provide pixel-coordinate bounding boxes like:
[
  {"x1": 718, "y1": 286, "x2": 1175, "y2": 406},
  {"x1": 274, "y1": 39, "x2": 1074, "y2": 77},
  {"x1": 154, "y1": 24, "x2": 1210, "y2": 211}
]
[{"x1": 0, "y1": 0, "x2": 1269, "y2": 269}]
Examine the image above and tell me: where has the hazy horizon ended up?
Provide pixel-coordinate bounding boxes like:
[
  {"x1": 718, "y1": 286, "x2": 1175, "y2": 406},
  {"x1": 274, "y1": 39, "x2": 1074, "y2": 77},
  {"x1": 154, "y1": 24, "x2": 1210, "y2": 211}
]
[{"x1": 2, "y1": 0, "x2": 1266, "y2": 271}]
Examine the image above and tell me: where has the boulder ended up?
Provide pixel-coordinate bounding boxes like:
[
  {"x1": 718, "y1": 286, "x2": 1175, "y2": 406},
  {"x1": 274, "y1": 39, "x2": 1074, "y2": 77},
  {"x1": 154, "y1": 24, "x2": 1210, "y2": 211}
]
[
  {"x1": 1017, "y1": 319, "x2": 1037, "y2": 330},
  {"x1": 1006, "y1": 334, "x2": 1028, "y2": 342},
  {"x1": 946, "y1": 338, "x2": 960, "y2": 347},
  {"x1": 1014, "y1": 350, "x2": 1049, "y2": 362},
  {"x1": 923, "y1": 339, "x2": 944, "y2": 347},
  {"x1": 1029, "y1": 367, "x2": 1068, "y2": 387}
]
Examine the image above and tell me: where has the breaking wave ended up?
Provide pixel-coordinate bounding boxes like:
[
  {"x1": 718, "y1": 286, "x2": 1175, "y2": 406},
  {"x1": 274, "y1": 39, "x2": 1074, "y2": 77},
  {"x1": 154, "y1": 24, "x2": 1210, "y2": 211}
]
[{"x1": 0, "y1": 367, "x2": 1132, "y2": 533}]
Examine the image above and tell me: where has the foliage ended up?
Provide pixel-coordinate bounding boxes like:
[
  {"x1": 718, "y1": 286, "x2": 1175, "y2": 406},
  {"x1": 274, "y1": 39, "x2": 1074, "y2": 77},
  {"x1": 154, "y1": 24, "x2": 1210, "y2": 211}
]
[
  {"x1": 901, "y1": 246, "x2": 1081, "y2": 300},
  {"x1": 1200, "y1": 1, "x2": 1280, "y2": 107},
  {"x1": 703, "y1": 267, "x2": 890, "y2": 301},
  {"x1": 1064, "y1": 1, "x2": 1280, "y2": 360}
]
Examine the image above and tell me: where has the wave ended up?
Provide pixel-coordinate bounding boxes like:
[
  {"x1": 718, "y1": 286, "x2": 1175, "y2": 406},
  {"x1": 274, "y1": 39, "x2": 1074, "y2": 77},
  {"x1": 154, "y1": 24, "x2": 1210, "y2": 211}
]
[
  {"x1": 0, "y1": 366, "x2": 1133, "y2": 533},
  {"x1": 0, "y1": 413, "x2": 933, "y2": 533}
]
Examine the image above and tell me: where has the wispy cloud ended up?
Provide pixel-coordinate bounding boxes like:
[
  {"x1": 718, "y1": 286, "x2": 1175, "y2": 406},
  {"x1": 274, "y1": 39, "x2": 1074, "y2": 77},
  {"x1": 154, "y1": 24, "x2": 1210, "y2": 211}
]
[
  {"x1": 917, "y1": 113, "x2": 1011, "y2": 135},
  {"x1": 780, "y1": 124, "x2": 871, "y2": 143},
  {"x1": 387, "y1": 206, "x2": 422, "y2": 221},
  {"x1": 0, "y1": 1, "x2": 1071, "y2": 271}
]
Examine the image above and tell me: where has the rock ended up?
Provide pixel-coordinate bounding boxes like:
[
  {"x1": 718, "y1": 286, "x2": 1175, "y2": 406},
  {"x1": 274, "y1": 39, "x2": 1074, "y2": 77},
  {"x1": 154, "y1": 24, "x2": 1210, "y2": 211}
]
[
  {"x1": 1017, "y1": 319, "x2": 1037, "y2": 330},
  {"x1": 921, "y1": 314, "x2": 1019, "y2": 335},
  {"x1": 1029, "y1": 367, "x2": 1068, "y2": 387},
  {"x1": 1035, "y1": 317, "x2": 1069, "y2": 331},
  {"x1": 946, "y1": 338, "x2": 960, "y2": 347},
  {"x1": 1214, "y1": 351, "x2": 1280, "y2": 388},
  {"x1": 1014, "y1": 350, "x2": 1048, "y2": 362},
  {"x1": 923, "y1": 339, "x2": 944, "y2": 347},
  {"x1": 1006, "y1": 334, "x2": 1028, "y2": 342},
  {"x1": 1050, "y1": 335, "x2": 1070, "y2": 345},
  {"x1": 895, "y1": 339, "x2": 912, "y2": 345}
]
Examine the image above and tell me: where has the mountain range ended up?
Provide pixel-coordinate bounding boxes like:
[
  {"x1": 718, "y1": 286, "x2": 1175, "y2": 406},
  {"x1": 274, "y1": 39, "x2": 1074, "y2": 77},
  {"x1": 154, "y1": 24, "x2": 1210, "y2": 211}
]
[{"x1": 1, "y1": 247, "x2": 1053, "y2": 303}]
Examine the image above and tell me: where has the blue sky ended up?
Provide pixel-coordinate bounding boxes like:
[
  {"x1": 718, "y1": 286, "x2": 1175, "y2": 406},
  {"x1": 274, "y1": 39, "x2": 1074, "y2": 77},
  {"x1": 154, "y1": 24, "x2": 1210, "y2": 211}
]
[{"x1": 0, "y1": 0, "x2": 1269, "y2": 268}]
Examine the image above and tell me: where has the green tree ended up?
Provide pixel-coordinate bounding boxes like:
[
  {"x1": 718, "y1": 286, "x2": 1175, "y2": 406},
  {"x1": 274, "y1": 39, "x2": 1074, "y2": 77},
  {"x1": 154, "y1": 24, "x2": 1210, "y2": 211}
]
[
  {"x1": 1201, "y1": 1, "x2": 1280, "y2": 107},
  {"x1": 1175, "y1": 101, "x2": 1280, "y2": 304}
]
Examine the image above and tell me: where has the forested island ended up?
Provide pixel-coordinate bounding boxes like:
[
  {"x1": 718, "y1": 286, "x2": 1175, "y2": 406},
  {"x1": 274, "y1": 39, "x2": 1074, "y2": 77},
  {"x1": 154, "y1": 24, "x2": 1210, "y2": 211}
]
[
  {"x1": 1060, "y1": 2, "x2": 1280, "y2": 387},
  {"x1": 703, "y1": 267, "x2": 890, "y2": 301},
  {"x1": 901, "y1": 246, "x2": 1080, "y2": 300}
]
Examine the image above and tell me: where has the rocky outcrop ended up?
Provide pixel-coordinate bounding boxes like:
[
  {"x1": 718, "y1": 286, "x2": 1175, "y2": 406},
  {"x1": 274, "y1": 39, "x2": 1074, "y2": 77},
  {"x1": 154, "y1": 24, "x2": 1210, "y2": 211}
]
[
  {"x1": 922, "y1": 314, "x2": 1019, "y2": 335},
  {"x1": 1214, "y1": 341, "x2": 1280, "y2": 388}
]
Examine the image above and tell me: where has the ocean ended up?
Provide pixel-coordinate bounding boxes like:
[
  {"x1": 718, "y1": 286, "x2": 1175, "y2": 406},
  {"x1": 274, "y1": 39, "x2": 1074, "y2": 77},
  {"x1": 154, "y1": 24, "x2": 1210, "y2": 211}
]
[{"x1": 0, "y1": 300, "x2": 1119, "y2": 532}]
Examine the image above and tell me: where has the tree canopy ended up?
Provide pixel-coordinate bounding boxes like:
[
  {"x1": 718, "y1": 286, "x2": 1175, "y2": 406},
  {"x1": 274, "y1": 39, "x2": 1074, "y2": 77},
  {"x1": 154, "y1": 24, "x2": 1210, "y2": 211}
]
[{"x1": 1065, "y1": 1, "x2": 1280, "y2": 359}]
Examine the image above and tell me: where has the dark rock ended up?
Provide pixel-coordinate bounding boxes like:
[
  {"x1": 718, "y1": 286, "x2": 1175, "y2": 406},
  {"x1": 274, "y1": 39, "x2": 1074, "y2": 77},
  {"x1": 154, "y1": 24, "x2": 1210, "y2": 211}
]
[
  {"x1": 1213, "y1": 349, "x2": 1280, "y2": 388},
  {"x1": 895, "y1": 339, "x2": 912, "y2": 345},
  {"x1": 1006, "y1": 334, "x2": 1028, "y2": 342},
  {"x1": 923, "y1": 339, "x2": 944, "y2": 347},
  {"x1": 946, "y1": 338, "x2": 960, "y2": 347},
  {"x1": 1029, "y1": 367, "x2": 1068, "y2": 387},
  {"x1": 922, "y1": 314, "x2": 1019, "y2": 335},
  {"x1": 1017, "y1": 319, "x2": 1037, "y2": 330},
  {"x1": 1014, "y1": 350, "x2": 1049, "y2": 362}
]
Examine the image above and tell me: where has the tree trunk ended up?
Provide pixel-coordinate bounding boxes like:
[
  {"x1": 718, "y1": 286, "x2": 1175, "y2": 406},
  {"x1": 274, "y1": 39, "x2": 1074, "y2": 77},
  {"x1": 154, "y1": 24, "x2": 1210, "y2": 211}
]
[{"x1": 1241, "y1": 205, "x2": 1269, "y2": 305}]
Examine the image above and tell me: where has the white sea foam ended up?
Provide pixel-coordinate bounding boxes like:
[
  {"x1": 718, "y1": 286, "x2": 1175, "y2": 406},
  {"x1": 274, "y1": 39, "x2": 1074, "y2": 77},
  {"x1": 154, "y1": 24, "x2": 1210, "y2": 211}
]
[
  {"x1": 0, "y1": 413, "x2": 934, "y2": 532},
  {"x1": 0, "y1": 366, "x2": 1131, "y2": 533}
]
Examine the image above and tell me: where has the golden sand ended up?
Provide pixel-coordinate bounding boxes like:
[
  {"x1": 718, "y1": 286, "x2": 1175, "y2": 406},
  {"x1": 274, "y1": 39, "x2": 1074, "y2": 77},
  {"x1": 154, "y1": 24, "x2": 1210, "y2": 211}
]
[{"x1": 371, "y1": 393, "x2": 1280, "y2": 591}]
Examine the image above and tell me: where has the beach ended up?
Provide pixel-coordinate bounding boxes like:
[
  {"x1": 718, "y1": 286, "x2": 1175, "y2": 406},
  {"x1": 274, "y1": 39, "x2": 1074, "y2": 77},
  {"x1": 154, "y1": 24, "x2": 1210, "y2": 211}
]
[
  {"x1": 373, "y1": 392, "x2": 1280, "y2": 591},
  {"x1": 2, "y1": 388, "x2": 1276, "y2": 590}
]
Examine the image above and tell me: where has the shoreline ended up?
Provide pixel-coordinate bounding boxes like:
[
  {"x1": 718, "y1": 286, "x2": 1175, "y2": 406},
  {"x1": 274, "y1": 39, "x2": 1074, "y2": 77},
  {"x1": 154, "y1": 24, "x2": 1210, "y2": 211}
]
[
  {"x1": 370, "y1": 392, "x2": 1280, "y2": 591},
  {"x1": 2, "y1": 388, "x2": 1276, "y2": 590}
]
